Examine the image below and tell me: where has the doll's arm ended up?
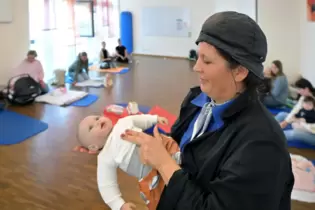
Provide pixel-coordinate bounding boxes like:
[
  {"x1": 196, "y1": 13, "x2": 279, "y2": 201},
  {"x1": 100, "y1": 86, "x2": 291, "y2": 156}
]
[
  {"x1": 124, "y1": 114, "x2": 158, "y2": 130},
  {"x1": 97, "y1": 149, "x2": 125, "y2": 210}
]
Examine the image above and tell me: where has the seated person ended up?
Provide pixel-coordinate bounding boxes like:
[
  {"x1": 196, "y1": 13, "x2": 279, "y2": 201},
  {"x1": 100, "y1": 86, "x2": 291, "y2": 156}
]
[
  {"x1": 115, "y1": 39, "x2": 129, "y2": 63},
  {"x1": 76, "y1": 113, "x2": 180, "y2": 210},
  {"x1": 275, "y1": 96, "x2": 315, "y2": 145},
  {"x1": 99, "y1": 41, "x2": 115, "y2": 69},
  {"x1": 68, "y1": 52, "x2": 89, "y2": 84},
  {"x1": 13, "y1": 50, "x2": 49, "y2": 94},
  {"x1": 262, "y1": 60, "x2": 289, "y2": 107}
]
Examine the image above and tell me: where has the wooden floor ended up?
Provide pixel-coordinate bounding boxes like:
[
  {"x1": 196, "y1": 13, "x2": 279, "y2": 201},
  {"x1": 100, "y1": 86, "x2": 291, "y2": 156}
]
[{"x1": 0, "y1": 56, "x2": 314, "y2": 210}]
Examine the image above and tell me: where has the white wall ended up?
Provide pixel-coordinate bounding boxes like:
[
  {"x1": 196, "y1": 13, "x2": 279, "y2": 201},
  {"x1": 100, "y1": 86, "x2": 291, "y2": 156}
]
[
  {"x1": 120, "y1": 0, "x2": 302, "y2": 82},
  {"x1": 120, "y1": 0, "x2": 215, "y2": 57},
  {"x1": 258, "y1": 0, "x2": 301, "y2": 83},
  {"x1": 300, "y1": 2, "x2": 315, "y2": 85},
  {"x1": 0, "y1": 0, "x2": 29, "y2": 85}
]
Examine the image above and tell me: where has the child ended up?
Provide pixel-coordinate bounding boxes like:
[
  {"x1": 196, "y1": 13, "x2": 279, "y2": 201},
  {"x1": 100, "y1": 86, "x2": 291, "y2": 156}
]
[
  {"x1": 294, "y1": 96, "x2": 315, "y2": 123},
  {"x1": 76, "y1": 113, "x2": 180, "y2": 210}
]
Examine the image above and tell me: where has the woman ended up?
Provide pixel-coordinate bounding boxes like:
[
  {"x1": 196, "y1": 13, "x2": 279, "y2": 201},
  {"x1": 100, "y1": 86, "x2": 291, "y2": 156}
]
[
  {"x1": 115, "y1": 38, "x2": 129, "y2": 63},
  {"x1": 68, "y1": 52, "x2": 89, "y2": 84},
  {"x1": 14, "y1": 50, "x2": 48, "y2": 94},
  {"x1": 275, "y1": 78, "x2": 315, "y2": 145},
  {"x1": 262, "y1": 60, "x2": 289, "y2": 107},
  {"x1": 121, "y1": 12, "x2": 293, "y2": 209},
  {"x1": 99, "y1": 41, "x2": 115, "y2": 69}
]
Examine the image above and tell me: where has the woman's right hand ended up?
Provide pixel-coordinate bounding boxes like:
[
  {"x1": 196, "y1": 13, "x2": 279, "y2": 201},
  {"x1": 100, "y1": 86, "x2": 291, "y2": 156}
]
[{"x1": 280, "y1": 121, "x2": 288, "y2": 129}]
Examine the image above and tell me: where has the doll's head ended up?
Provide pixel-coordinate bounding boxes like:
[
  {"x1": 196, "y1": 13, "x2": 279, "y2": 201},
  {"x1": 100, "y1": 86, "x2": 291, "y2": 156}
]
[{"x1": 77, "y1": 115, "x2": 113, "y2": 151}]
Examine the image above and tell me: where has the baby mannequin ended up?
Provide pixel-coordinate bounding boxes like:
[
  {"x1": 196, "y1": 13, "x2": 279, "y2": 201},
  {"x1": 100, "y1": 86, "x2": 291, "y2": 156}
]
[
  {"x1": 76, "y1": 113, "x2": 180, "y2": 210},
  {"x1": 291, "y1": 154, "x2": 315, "y2": 193}
]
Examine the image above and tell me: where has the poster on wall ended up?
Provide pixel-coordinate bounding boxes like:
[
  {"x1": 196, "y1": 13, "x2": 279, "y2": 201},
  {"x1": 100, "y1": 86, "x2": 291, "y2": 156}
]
[
  {"x1": 307, "y1": 0, "x2": 315, "y2": 21},
  {"x1": 74, "y1": 1, "x2": 95, "y2": 37}
]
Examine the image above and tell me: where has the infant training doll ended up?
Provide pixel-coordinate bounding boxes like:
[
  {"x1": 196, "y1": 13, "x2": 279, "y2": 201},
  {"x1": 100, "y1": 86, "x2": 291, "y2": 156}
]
[{"x1": 76, "y1": 114, "x2": 180, "y2": 210}]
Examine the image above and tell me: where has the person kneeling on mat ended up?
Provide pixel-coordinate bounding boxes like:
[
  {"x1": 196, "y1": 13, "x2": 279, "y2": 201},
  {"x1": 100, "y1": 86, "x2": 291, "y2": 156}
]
[
  {"x1": 99, "y1": 41, "x2": 116, "y2": 69},
  {"x1": 68, "y1": 52, "x2": 90, "y2": 85},
  {"x1": 75, "y1": 113, "x2": 180, "y2": 210}
]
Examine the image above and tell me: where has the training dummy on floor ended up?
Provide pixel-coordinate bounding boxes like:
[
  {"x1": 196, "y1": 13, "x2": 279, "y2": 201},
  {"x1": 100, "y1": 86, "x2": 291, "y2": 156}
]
[{"x1": 74, "y1": 103, "x2": 180, "y2": 210}]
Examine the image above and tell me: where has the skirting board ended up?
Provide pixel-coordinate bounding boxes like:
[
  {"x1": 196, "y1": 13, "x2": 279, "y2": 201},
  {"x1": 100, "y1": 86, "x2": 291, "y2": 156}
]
[{"x1": 132, "y1": 53, "x2": 187, "y2": 60}]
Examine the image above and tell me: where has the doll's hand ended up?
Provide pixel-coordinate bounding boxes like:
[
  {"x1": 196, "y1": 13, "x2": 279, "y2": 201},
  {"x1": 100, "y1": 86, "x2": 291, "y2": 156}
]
[
  {"x1": 158, "y1": 116, "x2": 168, "y2": 125},
  {"x1": 121, "y1": 202, "x2": 136, "y2": 210}
]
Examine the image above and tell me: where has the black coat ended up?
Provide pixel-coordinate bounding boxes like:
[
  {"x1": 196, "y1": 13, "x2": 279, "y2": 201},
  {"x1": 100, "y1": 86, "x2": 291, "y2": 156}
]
[{"x1": 157, "y1": 87, "x2": 294, "y2": 210}]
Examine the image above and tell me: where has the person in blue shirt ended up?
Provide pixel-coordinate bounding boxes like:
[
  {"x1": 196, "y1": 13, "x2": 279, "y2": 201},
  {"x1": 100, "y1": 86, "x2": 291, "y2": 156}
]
[
  {"x1": 121, "y1": 11, "x2": 293, "y2": 210},
  {"x1": 262, "y1": 60, "x2": 289, "y2": 107}
]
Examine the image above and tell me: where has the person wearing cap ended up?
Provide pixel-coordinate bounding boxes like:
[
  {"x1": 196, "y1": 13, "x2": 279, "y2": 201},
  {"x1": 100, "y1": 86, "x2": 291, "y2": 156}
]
[{"x1": 121, "y1": 11, "x2": 293, "y2": 210}]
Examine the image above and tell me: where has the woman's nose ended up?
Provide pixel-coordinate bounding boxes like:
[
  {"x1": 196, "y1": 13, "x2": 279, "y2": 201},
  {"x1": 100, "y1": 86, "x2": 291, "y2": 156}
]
[{"x1": 193, "y1": 59, "x2": 202, "y2": 73}]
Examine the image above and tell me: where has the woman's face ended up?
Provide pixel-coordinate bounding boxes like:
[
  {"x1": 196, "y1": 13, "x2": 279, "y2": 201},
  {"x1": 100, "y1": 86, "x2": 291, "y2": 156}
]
[
  {"x1": 270, "y1": 63, "x2": 279, "y2": 75},
  {"x1": 80, "y1": 55, "x2": 88, "y2": 62},
  {"x1": 27, "y1": 55, "x2": 36, "y2": 63},
  {"x1": 193, "y1": 42, "x2": 247, "y2": 102},
  {"x1": 298, "y1": 87, "x2": 312, "y2": 97}
]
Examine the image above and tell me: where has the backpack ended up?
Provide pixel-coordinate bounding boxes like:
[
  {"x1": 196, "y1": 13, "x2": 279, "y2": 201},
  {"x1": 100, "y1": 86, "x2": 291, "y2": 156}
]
[
  {"x1": 5, "y1": 74, "x2": 42, "y2": 105},
  {"x1": 189, "y1": 49, "x2": 198, "y2": 61}
]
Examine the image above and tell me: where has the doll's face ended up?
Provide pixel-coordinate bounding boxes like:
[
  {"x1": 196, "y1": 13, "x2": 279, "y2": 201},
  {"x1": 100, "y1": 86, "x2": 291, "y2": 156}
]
[{"x1": 78, "y1": 115, "x2": 113, "y2": 150}]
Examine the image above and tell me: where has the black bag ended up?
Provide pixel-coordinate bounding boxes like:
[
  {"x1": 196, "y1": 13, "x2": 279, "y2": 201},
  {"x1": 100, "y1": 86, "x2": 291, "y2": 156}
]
[
  {"x1": 189, "y1": 49, "x2": 198, "y2": 61},
  {"x1": 5, "y1": 74, "x2": 42, "y2": 105}
]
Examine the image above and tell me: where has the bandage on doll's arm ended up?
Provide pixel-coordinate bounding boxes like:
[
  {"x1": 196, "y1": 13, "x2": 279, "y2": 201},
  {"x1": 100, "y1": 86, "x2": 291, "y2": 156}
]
[
  {"x1": 97, "y1": 148, "x2": 125, "y2": 210},
  {"x1": 124, "y1": 114, "x2": 158, "y2": 130}
]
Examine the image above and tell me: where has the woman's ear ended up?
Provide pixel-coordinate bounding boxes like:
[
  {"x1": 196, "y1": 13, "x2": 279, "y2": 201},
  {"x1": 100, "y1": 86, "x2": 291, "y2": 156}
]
[{"x1": 233, "y1": 66, "x2": 249, "y2": 82}]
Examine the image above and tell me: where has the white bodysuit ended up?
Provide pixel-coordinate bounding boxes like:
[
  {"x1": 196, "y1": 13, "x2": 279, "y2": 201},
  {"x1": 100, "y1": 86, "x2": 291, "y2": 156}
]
[{"x1": 97, "y1": 114, "x2": 160, "y2": 210}]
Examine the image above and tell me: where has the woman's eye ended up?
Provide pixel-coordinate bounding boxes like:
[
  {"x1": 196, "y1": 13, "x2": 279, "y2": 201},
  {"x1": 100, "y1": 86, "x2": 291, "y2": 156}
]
[
  {"x1": 95, "y1": 117, "x2": 99, "y2": 120},
  {"x1": 89, "y1": 126, "x2": 93, "y2": 130}
]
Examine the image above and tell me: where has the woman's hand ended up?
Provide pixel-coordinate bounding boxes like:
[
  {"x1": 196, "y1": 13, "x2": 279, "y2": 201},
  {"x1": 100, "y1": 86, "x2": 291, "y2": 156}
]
[
  {"x1": 280, "y1": 121, "x2": 288, "y2": 129},
  {"x1": 121, "y1": 126, "x2": 172, "y2": 169}
]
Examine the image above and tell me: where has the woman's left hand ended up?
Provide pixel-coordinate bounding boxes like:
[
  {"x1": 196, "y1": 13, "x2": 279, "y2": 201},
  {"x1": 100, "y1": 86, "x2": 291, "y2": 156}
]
[{"x1": 121, "y1": 126, "x2": 173, "y2": 169}]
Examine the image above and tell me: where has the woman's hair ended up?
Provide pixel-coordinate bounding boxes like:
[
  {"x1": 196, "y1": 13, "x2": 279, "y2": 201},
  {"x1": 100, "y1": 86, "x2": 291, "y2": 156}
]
[
  {"x1": 271, "y1": 60, "x2": 284, "y2": 77},
  {"x1": 80, "y1": 52, "x2": 88, "y2": 57},
  {"x1": 295, "y1": 78, "x2": 315, "y2": 97},
  {"x1": 215, "y1": 47, "x2": 262, "y2": 90},
  {"x1": 27, "y1": 50, "x2": 37, "y2": 57}
]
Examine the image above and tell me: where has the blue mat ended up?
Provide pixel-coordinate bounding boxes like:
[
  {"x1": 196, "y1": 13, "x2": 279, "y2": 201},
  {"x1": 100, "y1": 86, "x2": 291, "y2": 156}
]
[
  {"x1": 70, "y1": 94, "x2": 98, "y2": 107},
  {"x1": 0, "y1": 110, "x2": 48, "y2": 145},
  {"x1": 114, "y1": 68, "x2": 130, "y2": 74},
  {"x1": 312, "y1": 160, "x2": 315, "y2": 165},
  {"x1": 283, "y1": 125, "x2": 315, "y2": 149},
  {"x1": 116, "y1": 103, "x2": 150, "y2": 114},
  {"x1": 268, "y1": 107, "x2": 292, "y2": 115},
  {"x1": 287, "y1": 141, "x2": 315, "y2": 150}
]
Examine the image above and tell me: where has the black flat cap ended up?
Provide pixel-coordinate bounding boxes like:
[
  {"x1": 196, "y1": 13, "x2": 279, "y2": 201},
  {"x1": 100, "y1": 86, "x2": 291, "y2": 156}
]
[{"x1": 196, "y1": 11, "x2": 267, "y2": 79}]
